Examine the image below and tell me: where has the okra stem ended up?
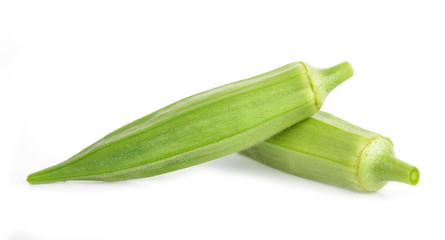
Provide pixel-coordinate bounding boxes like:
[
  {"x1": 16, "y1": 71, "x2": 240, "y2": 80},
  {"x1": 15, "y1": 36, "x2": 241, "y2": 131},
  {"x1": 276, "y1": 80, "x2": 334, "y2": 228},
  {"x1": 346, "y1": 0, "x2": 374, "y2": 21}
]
[
  {"x1": 369, "y1": 154, "x2": 420, "y2": 186},
  {"x1": 303, "y1": 61, "x2": 353, "y2": 107}
]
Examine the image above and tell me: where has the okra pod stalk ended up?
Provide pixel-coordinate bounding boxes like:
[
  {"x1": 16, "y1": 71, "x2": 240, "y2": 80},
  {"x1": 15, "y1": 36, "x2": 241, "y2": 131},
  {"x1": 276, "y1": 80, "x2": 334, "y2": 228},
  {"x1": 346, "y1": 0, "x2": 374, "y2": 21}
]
[
  {"x1": 27, "y1": 62, "x2": 353, "y2": 184},
  {"x1": 241, "y1": 112, "x2": 419, "y2": 192}
]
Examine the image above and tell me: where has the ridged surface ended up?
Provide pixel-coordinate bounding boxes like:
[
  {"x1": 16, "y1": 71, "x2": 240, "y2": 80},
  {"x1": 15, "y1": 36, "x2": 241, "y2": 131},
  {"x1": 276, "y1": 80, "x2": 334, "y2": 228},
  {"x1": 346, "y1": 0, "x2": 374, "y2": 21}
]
[
  {"x1": 28, "y1": 62, "x2": 320, "y2": 183},
  {"x1": 241, "y1": 112, "x2": 378, "y2": 191},
  {"x1": 242, "y1": 111, "x2": 419, "y2": 192}
]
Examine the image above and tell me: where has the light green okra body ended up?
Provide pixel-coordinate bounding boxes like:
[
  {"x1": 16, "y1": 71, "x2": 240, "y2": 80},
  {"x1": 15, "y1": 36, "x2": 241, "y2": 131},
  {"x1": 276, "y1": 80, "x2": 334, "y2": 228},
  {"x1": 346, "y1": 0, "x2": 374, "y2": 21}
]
[
  {"x1": 27, "y1": 61, "x2": 353, "y2": 184},
  {"x1": 241, "y1": 112, "x2": 419, "y2": 192}
]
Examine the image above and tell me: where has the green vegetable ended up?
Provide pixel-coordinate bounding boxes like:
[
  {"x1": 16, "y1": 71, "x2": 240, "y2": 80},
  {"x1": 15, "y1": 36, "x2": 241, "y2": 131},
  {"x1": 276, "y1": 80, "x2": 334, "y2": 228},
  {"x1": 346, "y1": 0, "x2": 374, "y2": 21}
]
[
  {"x1": 27, "y1": 61, "x2": 353, "y2": 184},
  {"x1": 241, "y1": 111, "x2": 419, "y2": 192}
]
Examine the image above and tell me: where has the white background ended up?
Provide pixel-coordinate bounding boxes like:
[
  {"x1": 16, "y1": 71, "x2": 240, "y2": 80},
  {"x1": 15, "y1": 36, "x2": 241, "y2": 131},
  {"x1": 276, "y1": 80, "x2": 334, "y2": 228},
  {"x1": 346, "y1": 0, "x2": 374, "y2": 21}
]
[{"x1": 1, "y1": 0, "x2": 444, "y2": 239}]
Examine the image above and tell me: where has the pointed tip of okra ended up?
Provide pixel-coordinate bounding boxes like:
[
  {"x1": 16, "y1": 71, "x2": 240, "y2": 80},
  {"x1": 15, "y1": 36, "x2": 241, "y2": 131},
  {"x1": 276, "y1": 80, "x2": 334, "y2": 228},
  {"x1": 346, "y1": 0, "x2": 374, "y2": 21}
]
[
  {"x1": 27, "y1": 174, "x2": 67, "y2": 184},
  {"x1": 27, "y1": 172, "x2": 47, "y2": 184},
  {"x1": 26, "y1": 174, "x2": 36, "y2": 184},
  {"x1": 303, "y1": 61, "x2": 354, "y2": 108},
  {"x1": 27, "y1": 168, "x2": 65, "y2": 184}
]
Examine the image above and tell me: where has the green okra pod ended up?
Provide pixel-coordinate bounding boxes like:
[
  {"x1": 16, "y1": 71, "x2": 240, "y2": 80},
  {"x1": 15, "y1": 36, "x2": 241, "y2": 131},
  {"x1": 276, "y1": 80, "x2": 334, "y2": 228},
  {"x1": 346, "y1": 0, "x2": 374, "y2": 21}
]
[
  {"x1": 27, "y1": 61, "x2": 353, "y2": 184},
  {"x1": 241, "y1": 111, "x2": 420, "y2": 192}
]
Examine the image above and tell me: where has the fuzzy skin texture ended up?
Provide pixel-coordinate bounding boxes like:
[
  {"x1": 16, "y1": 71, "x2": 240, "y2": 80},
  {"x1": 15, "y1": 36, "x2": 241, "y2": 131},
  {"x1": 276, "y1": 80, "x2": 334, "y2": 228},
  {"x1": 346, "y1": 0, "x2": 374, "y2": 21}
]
[
  {"x1": 241, "y1": 111, "x2": 419, "y2": 192},
  {"x1": 28, "y1": 62, "x2": 352, "y2": 184}
]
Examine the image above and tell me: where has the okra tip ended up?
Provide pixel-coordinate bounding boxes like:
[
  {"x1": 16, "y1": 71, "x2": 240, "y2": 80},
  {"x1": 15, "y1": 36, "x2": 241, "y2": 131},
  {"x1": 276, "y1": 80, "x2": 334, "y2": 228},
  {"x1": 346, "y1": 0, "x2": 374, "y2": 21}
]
[
  {"x1": 26, "y1": 172, "x2": 42, "y2": 184},
  {"x1": 27, "y1": 169, "x2": 60, "y2": 184}
]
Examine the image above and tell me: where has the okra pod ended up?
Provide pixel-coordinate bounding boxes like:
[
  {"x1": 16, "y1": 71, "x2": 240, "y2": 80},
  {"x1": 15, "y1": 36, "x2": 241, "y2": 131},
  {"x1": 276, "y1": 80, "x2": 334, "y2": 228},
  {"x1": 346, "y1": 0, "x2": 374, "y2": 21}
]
[
  {"x1": 241, "y1": 111, "x2": 420, "y2": 192},
  {"x1": 27, "y1": 62, "x2": 353, "y2": 184}
]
